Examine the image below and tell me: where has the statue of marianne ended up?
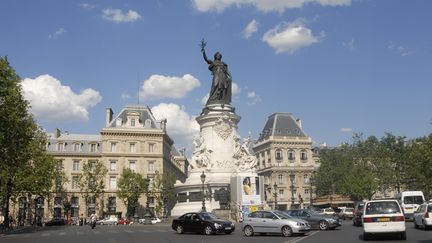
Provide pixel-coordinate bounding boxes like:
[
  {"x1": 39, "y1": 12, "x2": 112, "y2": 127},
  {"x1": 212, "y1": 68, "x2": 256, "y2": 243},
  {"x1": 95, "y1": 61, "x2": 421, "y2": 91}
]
[{"x1": 200, "y1": 39, "x2": 232, "y2": 105}]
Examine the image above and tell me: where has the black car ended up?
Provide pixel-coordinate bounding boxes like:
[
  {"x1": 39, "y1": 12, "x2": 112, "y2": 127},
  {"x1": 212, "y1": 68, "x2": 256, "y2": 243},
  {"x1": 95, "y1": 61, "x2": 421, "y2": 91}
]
[
  {"x1": 172, "y1": 212, "x2": 235, "y2": 235},
  {"x1": 285, "y1": 209, "x2": 341, "y2": 230},
  {"x1": 45, "y1": 218, "x2": 66, "y2": 226},
  {"x1": 352, "y1": 202, "x2": 365, "y2": 226}
]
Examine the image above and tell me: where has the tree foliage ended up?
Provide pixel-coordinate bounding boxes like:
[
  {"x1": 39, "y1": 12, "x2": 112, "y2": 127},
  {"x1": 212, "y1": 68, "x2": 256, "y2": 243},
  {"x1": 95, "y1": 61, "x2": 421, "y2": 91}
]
[
  {"x1": 0, "y1": 56, "x2": 57, "y2": 227},
  {"x1": 150, "y1": 171, "x2": 176, "y2": 217},
  {"x1": 117, "y1": 168, "x2": 147, "y2": 217},
  {"x1": 314, "y1": 132, "x2": 431, "y2": 201},
  {"x1": 77, "y1": 160, "x2": 107, "y2": 211}
]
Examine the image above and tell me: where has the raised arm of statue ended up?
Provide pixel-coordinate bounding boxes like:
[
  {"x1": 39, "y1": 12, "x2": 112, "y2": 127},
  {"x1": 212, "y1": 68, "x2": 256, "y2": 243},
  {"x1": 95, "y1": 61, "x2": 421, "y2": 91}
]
[{"x1": 200, "y1": 38, "x2": 212, "y2": 64}]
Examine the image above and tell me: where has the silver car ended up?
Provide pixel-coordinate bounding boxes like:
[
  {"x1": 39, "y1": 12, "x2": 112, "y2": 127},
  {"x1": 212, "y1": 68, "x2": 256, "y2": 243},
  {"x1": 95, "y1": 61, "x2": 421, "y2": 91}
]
[{"x1": 242, "y1": 210, "x2": 310, "y2": 237}]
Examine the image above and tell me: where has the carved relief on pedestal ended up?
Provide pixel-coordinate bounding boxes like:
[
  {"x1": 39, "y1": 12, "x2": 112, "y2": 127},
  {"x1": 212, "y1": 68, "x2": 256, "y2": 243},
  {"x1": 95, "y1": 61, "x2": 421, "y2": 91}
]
[
  {"x1": 190, "y1": 135, "x2": 212, "y2": 170},
  {"x1": 213, "y1": 115, "x2": 234, "y2": 140},
  {"x1": 232, "y1": 134, "x2": 257, "y2": 173}
]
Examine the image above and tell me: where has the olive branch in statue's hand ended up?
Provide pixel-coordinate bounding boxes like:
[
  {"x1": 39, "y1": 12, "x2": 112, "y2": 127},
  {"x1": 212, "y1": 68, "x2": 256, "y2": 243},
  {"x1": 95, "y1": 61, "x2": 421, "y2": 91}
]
[{"x1": 200, "y1": 38, "x2": 207, "y2": 52}]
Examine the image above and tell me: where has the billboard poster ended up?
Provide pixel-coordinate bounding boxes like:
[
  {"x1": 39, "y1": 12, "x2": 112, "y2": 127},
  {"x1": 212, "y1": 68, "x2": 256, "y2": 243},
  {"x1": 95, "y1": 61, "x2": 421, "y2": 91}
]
[{"x1": 241, "y1": 176, "x2": 261, "y2": 205}]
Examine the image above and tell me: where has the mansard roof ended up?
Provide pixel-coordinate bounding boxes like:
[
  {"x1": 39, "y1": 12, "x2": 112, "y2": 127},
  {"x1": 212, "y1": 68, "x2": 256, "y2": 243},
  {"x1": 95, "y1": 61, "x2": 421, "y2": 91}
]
[
  {"x1": 107, "y1": 105, "x2": 162, "y2": 129},
  {"x1": 258, "y1": 112, "x2": 307, "y2": 141}
]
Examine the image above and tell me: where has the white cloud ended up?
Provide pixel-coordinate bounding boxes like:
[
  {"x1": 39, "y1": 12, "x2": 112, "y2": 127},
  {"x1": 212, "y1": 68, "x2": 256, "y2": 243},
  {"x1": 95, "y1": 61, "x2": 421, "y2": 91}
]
[
  {"x1": 192, "y1": 0, "x2": 351, "y2": 13},
  {"x1": 232, "y1": 82, "x2": 241, "y2": 94},
  {"x1": 388, "y1": 43, "x2": 414, "y2": 57},
  {"x1": 102, "y1": 8, "x2": 142, "y2": 23},
  {"x1": 151, "y1": 103, "x2": 199, "y2": 149},
  {"x1": 341, "y1": 128, "x2": 353, "y2": 133},
  {"x1": 140, "y1": 74, "x2": 200, "y2": 100},
  {"x1": 247, "y1": 91, "x2": 261, "y2": 105},
  {"x1": 200, "y1": 93, "x2": 210, "y2": 105},
  {"x1": 242, "y1": 19, "x2": 259, "y2": 39},
  {"x1": 262, "y1": 19, "x2": 324, "y2": 54},
  {"x1": 121, "y1": 92, "x2": 131, "y2": 100},
  {"x1": 48, "y1": 28, "x2": 67, "y2": 39},
  {"x1": 21, "y1": 74, "x2": 102, "y2": 122},
  {"x1": 80, "y1": 3, "x2": 95, "y2": 10},
  {"x1": 342, "y1": 38, "x2": 355, "y2": 50}
]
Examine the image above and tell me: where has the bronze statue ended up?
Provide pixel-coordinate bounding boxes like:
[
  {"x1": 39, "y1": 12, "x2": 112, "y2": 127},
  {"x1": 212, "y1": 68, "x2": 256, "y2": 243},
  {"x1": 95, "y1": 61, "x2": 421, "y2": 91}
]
[{"x1": 200, "y1": 39, "x2": 232, "y2": 105}]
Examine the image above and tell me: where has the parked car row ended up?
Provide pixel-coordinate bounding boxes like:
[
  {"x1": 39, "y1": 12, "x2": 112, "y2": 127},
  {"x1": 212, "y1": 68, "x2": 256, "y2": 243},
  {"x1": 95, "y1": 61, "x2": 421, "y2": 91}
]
[{"x1": 172, "y1": 209, "x2": 342, "y2": 238}]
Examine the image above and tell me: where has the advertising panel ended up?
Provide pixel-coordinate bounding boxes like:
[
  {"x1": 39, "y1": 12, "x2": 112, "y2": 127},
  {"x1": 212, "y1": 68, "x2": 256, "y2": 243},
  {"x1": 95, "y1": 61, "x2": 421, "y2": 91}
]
[{"x1": 241, "y1": 176, "x2": 261, "y2": 205}]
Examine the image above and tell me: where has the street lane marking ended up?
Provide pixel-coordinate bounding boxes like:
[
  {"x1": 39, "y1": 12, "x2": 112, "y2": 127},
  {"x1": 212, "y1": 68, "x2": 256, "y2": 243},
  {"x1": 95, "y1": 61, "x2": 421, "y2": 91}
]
[
  {"x1": 41, "y1": 232, "x2": 50, "y2": 237},
  {"x1": 93, "y1": 230, "x2": 101, "y2": 234},
  {"x1": 76, "y1": 231, "x2": 84, "y2": 235},
  {"x1": 59, "y1": 231, "x2": 66, "y2": 236},
  {"x1": 124, "y1": 230, "x2": 133, "y2": 233},
  {"x1": 285, "y1": 231, "x2": 320, "y2": 243},
  {"x1": 140, "y1": 230, "x2": 150, "y2": 233}
]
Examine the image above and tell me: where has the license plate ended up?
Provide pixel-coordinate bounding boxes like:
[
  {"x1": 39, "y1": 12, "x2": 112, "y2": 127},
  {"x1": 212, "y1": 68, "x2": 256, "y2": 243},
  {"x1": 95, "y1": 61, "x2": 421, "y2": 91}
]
[
  {"x1": 377, "y1": 218, "x2": 390, "y2": 222},
  {"x1": 225, "y1": 227, "x2": 231, "y2": 230}
]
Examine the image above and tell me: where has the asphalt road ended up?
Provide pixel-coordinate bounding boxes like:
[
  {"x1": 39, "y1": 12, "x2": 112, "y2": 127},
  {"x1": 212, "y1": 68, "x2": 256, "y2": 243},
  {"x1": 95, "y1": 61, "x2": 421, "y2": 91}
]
[{"x1": 1, "y1": 220, "x2": 431, "y2": 243}]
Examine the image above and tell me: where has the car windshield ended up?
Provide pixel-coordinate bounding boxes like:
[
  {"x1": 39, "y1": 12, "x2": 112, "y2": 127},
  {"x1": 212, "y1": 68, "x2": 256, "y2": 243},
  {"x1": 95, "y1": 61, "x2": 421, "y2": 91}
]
[
  {"x1": 428, "y1": 205, "x2": 432, "y2": 213},
  {"x1": 274, "y1": 211, "x2": 292, "y2": 219},
  {"x1": 345, "y1": 208, "x2": 354, "y2": 212},
  {"x1": 404, "y1": 196, "x2": 424, "y2": 205},
  {"x1": 306, "y1": 210, "x2": 320, "y2": 215},
  {"x1": 365, "y1": 201, "x2": 401, "y2": 215},
  {"x1": 200, "y1": 213, "x2": 218, "y2": 220}
]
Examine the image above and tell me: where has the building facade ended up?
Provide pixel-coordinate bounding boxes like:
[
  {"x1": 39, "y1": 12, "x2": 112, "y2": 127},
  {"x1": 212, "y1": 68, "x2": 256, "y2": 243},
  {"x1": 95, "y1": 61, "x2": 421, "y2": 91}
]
[
  {"x1": 10, "y1": 105, "x2": 188, "y2": 225},
  {"x1": 253, "y1": 113, "x2": 320, "y2": 210}
]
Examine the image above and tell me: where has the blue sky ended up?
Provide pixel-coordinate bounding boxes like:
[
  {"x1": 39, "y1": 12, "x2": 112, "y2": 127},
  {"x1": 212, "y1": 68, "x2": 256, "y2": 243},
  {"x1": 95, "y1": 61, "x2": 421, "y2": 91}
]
[{"x1": 1, "y1": 0, "x2": 431, "y2": 154}]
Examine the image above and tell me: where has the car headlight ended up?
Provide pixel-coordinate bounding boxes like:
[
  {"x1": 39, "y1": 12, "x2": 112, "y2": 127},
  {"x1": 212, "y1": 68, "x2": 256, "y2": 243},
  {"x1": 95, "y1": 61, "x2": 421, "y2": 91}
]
[
  {"x1": 214, "y1": 223, "x2": 222, "y2": 228},
  {"x1": 296, "y1": 222, "x2": 305, "y2": 226}
]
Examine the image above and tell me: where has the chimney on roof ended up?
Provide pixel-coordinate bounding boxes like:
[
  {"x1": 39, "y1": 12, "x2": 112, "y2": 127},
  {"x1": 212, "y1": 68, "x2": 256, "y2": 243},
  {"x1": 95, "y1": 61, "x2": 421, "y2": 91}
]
[
  {"x1": 296, "y1": 118, "x2": 302, "y2": 128},
  {"x1": 54, "y1": 128, "x2": 61, "y2": 138},
  {"x1": 106, "y1": 108, "x2": 113, "y2": 127}
]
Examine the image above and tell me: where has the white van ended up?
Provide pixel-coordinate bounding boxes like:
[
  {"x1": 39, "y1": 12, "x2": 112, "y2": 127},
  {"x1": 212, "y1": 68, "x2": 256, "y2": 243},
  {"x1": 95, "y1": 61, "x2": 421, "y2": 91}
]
[
  {"x1": 396, "y1": 191, "x2": 425, "y2": 220},
  {"x1": 362, "y1": 199, "x2": 406, "y2": 240}
]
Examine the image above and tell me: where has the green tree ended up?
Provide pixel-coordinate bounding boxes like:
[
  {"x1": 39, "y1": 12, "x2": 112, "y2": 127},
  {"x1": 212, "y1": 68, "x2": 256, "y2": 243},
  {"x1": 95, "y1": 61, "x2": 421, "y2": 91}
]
[
  {"x1": 341, "y1": 164, "x2": 377, "y2": 200},
  {"x1": 405, "y1": 134, "x2": 432, "y2": 198},
  {"x1": 151, "y1": 171, "x2": 176, "y2": 217},
  {"x1": 117, "y1": 168, "x2": 147, "y2": 217},
  {"x1": 0, "y1": 56, "x2": 56, "y2": 227},
  {"x1": 77, "y1": 160, "x2": 107, "y2": 215}
]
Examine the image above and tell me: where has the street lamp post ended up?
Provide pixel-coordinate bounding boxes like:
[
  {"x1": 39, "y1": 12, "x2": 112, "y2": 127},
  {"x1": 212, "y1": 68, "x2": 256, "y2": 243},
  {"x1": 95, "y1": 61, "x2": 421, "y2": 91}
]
[
  {"x1": 144, "y1": 178, "x2": 151, "y2": 225},
  {"x1": 200, "y1": 171, "x2": 206, "y2": 212},
  {"x1": 289, "y1": 172, "x2": 295, "y2": 209},
  {"x1": 273, "y1": 182, "x2": 278, "y2": 210},
  {"x1": 309, "y1": 174, "x2": 315, "y2": 207},
  {"x1": 133, "y1": 185, "x2": 139, "y2": 223}
]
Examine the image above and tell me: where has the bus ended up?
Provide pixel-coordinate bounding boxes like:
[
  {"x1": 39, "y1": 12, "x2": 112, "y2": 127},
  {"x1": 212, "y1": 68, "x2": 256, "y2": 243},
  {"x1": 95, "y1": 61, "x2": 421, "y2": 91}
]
[{"x1": 396, "y1": 191, "x2": 425, "y2": 220}]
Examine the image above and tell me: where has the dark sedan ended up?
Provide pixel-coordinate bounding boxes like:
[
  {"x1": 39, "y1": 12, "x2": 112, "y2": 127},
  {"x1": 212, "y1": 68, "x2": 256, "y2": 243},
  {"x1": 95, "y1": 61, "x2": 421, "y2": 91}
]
[
  {"x1": 45, "y1": 218, "x2": 66, "y2": 226},
  {"x1": 172, "y1": 212, "x2": 235, "y2": 235},
  {"x1": 286, "y1": 209, "x2": 341, "y2": 230}
]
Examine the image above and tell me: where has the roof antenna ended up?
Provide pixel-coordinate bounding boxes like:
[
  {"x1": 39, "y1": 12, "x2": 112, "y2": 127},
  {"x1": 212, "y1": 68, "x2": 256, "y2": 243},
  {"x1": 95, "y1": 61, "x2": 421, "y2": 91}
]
[{"x1": 137, "y1": 73, "x2": 140, "y2": 105}]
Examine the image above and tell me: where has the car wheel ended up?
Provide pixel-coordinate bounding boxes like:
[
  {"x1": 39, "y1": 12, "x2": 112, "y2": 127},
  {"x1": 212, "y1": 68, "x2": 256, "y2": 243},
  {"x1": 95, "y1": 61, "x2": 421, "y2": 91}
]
[
  {"x1": 319, "y1": 220, "x2": 329, "y2": 230},
  {"x1": 204, "y1": 226, "x2": 213, "y2": 235},
  {"x1": 243, "y1": 225, "x2": 254, "y2": 237},
  {"x1": 225, "y1": 231, "x2": 232, "y2": 234},
  {"x1": 281, "y1": 226, "x2": 293, "y2": 237},
  {"x1": 400, "y1": 231, "x2": 406, "y2": 240},
  {"x1": 363, "y1": 232, "x2": 371, "y2": 241},
  {"x1": 176, "y1": 225, "x2": 184, "y2": 234},
  {"x1": 100, "y1": 222, "x2": 104, "y2": 225}
]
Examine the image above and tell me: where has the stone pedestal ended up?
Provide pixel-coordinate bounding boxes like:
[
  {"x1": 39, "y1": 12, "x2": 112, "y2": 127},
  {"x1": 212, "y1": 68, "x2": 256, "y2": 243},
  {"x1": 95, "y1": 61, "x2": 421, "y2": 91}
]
[{"x1": 171, "y1": 104, "x2": 258, "y2": 216}]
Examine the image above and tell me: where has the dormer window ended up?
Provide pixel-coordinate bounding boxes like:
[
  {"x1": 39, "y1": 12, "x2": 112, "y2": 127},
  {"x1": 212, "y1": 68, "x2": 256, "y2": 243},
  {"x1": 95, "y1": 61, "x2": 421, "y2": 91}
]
[
  {"x1": 116, "y1": 118, "x2": 122, "y2": 127},
  {"x1": 57, "y1": 143, "x2": 64, "y2": 151},
  {"x1": 90, "y1": 143, "x2": 97, "y2": 152},
  {"x1": 74, "y1": 143, "x2": 82, "y2": 152},
  {"x1": 275, "y1": 149, "x2": 283, "y2": 161},
  {"x1": 300, "y1": 150, "x2": 307, "y2": 160},
  {"x1": 131, "y1": 118, "x2": 136, "y2": 127},
  {"x1": 111, "y1": 142, "x2": 117, "y2": 152},
  {"x1": 288, "y1": 150, "x2": 295, "y2": 161}
]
